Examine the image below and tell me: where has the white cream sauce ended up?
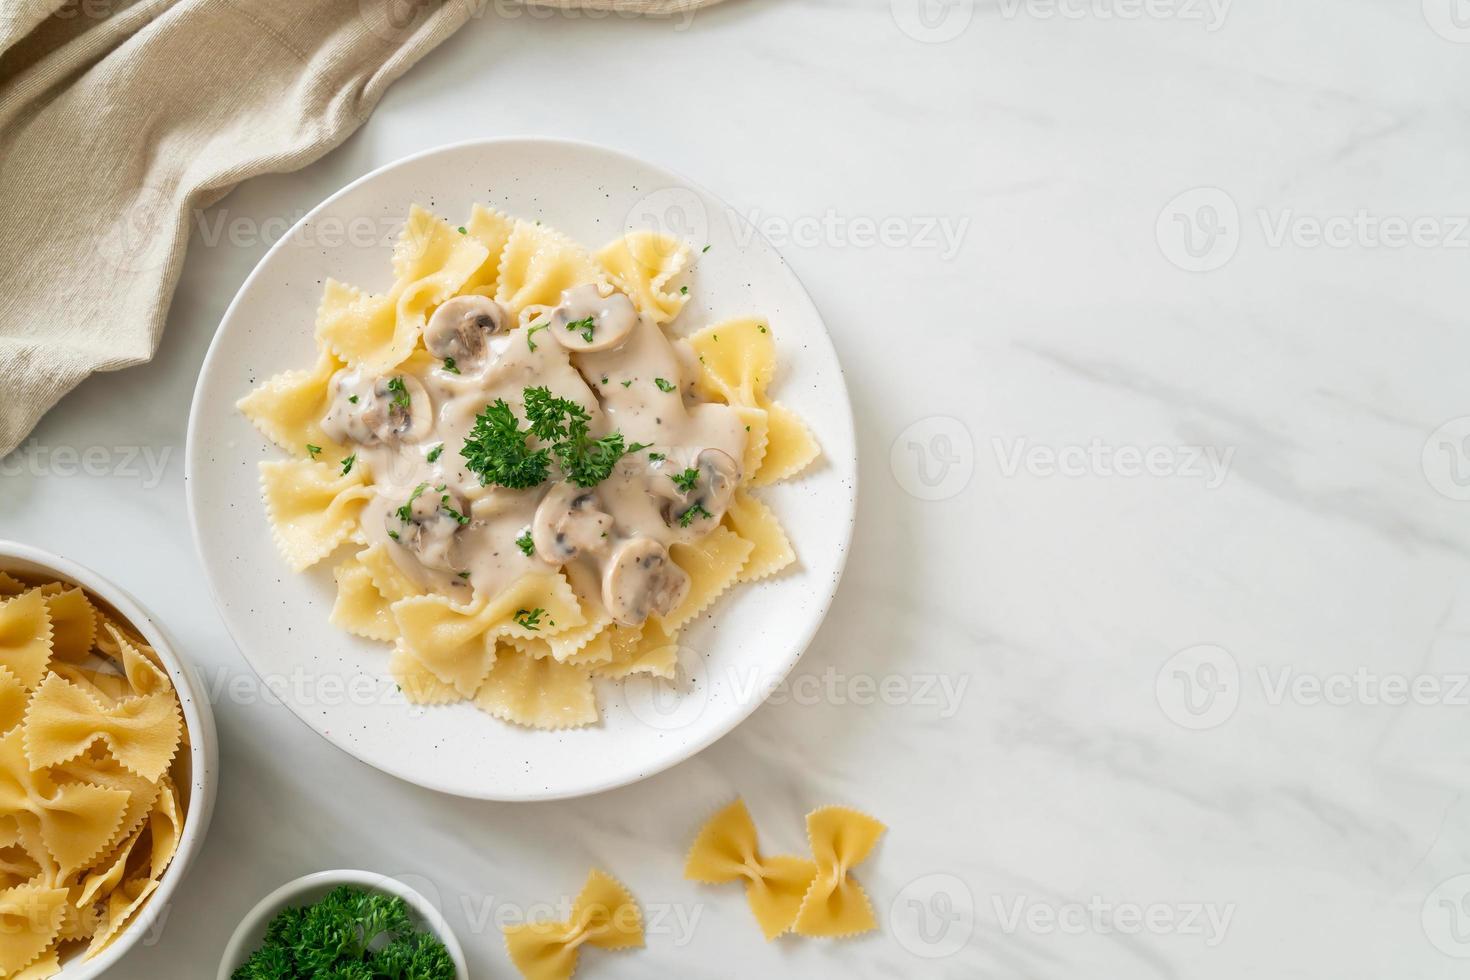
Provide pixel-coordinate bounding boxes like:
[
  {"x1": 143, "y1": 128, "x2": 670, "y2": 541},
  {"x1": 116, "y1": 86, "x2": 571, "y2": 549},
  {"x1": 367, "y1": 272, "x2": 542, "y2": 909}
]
[{"x1": 319, "y1": 284, "x2": 748, "y2": 625}]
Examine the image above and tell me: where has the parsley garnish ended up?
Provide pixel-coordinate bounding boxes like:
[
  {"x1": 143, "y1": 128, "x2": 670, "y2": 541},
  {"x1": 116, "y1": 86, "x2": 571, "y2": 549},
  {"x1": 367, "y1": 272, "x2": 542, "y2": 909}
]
[
  {"x1": 427, "y1": 443, "x2": 444, "y2": 463},
  {"x1": 460, "y1": 400, "x2": 550, "y2": 489},
  {"x1": 515, "y1": 530, "x2": 535, "y2": 556},
  {"x1": 458, "y1": 571, "x2": 471, "y2": 579},
  {"x1": 678, "y1": 502, "x2": 713, "y2": 527},
  {"x1": 758, "y1": 325, "x2": 767, "y2": 333},
  {"x1": 526, "y1": 321, "x2": 550, "y2": 351},
  {"x1": 306, "y1": 444, "x2": 321, "y2": 459},
  {"x1": 702, "y1": 244, "x2": 712, "y2": 253},
  {"x1": 654, "y1": 377, "x2": 676, "y2": 393},
  {"x1": 348, "y1": 395, "x2": 359, "y2": 404},
  {"x1": 441, "y1": 497, "x2": 470, "y2": 526},
  {"x1": 628, "y1": 442, "x2": 653, "y2": 453},
  {"x1": 386, "y1": 376, "x2": 410, "y2": 410},
  {"x1": 671, "y1": 467, "x2": 700, "y2": 493},
  {"x1": 621, "y1": 379, "x2": 633, "y2": 388},
  {"x1": 388, "y1": 530, "x2": 400, "y2": 541},
  {"x1": 648, "y1": 452, "x2": 666, "y2": 462},
  {"x1": 396, "y1": 483, "x2": 429, "y2": 523},
  {"x1": 443, "y1": 357, "x2": 459, "y2": 374},
  {"x1": 522, "y1": 386, "x2": 627, "y2": 487},
  {"x1": 680, "y1": 285, "x2": 689, "y2": 295},
  {"x1": 564, "y1": 316, "x2": 596, "y2": 343},
  {"x1": 514, "y1": 607, "x2": 544, "y2": 631},
  {"x1": 340, "y1": 454, "x2": 356, "y2": 475}
]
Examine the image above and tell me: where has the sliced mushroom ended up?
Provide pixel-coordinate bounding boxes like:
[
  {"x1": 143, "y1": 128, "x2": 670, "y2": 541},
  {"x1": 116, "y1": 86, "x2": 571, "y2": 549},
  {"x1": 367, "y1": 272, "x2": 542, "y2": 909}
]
[
  {"x1": 602, "y1": 537, "x2": 690, "y2": 627},
  {"x1": 388, "y1": 484, "x2": 467, "y2": 573},
  {"x1": 550, "y1": 283, "x2": 638, "y2": 353},
  {"x1": 532, "y1": 482, "x2": 613, "y2": 563},
  {"x1": 321, "y1": 371, "x2": 432, "y2": 446},
  {"x1": 653, "y1": 448, "x2": 741, "y2": 536},
  {"x1": 424, "y1": 295, "x2": 507, "y2": 368}
]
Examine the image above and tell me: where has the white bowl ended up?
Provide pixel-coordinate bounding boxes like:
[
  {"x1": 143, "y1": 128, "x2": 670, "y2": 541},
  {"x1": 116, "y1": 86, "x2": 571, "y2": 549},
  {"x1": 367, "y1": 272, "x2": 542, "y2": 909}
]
[
  {"x1": 217, "y1": 870, "x2": 469, "y2": 980},
  {"x1": 186, "y1": 137, "x2": 858, "y2": 800},
  {"x1": 0, "y1": 541, "x2": 219, "y2": 978}
]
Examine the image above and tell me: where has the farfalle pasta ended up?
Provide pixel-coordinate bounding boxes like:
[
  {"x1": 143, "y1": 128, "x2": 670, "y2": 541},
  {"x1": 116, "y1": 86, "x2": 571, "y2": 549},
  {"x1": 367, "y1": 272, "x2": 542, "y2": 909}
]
[
  {"x1": 0, "y1": 574, "x2": 190, "y2": 977},
  {"x1": 502, "y1": 869, "x2": 643, "y2": 980},
  {"x1": 240, "y1": 206, "x2": 816, "y2": 729}
]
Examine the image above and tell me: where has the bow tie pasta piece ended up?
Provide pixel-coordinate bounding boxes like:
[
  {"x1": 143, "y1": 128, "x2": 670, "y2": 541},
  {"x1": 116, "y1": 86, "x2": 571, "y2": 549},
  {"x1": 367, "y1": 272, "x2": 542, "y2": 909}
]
[
  {"x1": 84, "y1": 873, "x2": 160, "y2": 961},
  {"x1": 0, "y1": 730, "x2": 130, "y2": 878},
  {"x1": 459, "y1": 204, "x2": 516, "y2": 296},
  {"x1": 33, "y1": 588, "x2": 97, "y2": 665},
  {"x1": 0, "y1": 881, "x2": 70, "y2": 976},
  {"x1": 689, "y1": 319, "x2": 819, "y2": 486},
  {"x1": 0, "y1": 575, "x2": 25, "y2": 598},
  {"x1": 317, "y1": 205, "x2": 490, "y2": 374},
  {"x1": 50, "y1": 752, "x2": 164, "y2": 872},
  {"x1": 723, "y1": 489, "x2": 796, "y2": 584},
  {"x1": 237, "y1": 348, "x2": 350, "y2": 462},
  {"x1": 590, "y1": 621, "x2": 679, "y2": 681},
  {"x1": 684, "y1": 799, "x2": 818, "y2": 940},
  {"x1": 792, "y1": 806, "x2": 887, "y2": 938},
  {"x1": 330, "y1": 554, "x2": 399, "y2": 643},
  {"x1": 97, "y1": 624, "x2": 171, "y2": 700},
  {"x1": 474, "y1": 643, "x2": 597, "y2": 730},
  {"x1": 495, "y1": 220, "x2": 610, "y2": 316},
  {"x1": 503, "y1": 869, "x2": 643, "y2": 980},
  {"x1": 595, "y1": 230, "x2": 691, "y2": 325},
  {"x1": 388, "y1": 648, "x2": 465, "y2": 706},
  {"x1": 259, "y1": 458, "x2": 373, "y2": 573},
  {"x1": 0, "y1": 591, "x2": 53, "y2": 691},
  {"x1": 0, "y1": 668, "x2": 28, "y2": 736},
  {"x1": 656, "y1": 526, "x2": 754, "y2": 634},
  {"x1": 22, "y1": 674, "x2": 182, "y2": 782}
]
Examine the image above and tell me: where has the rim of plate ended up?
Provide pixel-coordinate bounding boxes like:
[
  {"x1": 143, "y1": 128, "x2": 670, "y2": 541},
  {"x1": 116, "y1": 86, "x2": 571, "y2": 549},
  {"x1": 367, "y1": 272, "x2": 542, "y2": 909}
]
[
  {"x1": 184, "y1": 136, "x2": 857, "y2": 800},
  {"x1": 0, "y1": 540, "x2": 219, "y2": 977}
]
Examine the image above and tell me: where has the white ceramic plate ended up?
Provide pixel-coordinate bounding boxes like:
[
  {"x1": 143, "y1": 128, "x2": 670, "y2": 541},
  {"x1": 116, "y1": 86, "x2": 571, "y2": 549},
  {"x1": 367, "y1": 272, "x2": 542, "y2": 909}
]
[
  {"x1": 0, "y1": 542, "x2": 219, "y2": 978},
  {"x1": 186, "y1": 138, "x2": 856, "y2": 800}
]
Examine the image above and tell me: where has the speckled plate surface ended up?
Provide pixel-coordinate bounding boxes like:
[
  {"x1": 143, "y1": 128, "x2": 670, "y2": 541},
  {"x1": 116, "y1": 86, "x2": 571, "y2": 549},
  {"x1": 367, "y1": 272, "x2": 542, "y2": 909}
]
[{"x1": 185, "y1": 138, "x2": 855, "y2": 801}]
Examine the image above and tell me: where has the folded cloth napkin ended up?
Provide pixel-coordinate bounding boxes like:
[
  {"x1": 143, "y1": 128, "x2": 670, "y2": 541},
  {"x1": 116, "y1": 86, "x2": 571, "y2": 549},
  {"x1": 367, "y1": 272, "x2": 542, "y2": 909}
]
[{"x1": 0, "y1": 0, "x2": 720, "y2": 458}]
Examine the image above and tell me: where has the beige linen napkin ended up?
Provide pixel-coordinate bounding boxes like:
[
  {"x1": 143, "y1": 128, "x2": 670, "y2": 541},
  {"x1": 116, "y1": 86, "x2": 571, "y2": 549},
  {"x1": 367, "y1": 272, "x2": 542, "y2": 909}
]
[{"x1": 0, "y1": 0, "x2": 719, "y2": 458}]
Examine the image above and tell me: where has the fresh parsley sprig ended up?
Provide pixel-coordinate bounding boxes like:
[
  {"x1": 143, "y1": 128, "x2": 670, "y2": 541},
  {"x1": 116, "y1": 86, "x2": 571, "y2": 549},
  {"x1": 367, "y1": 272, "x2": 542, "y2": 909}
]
[{"x1": 460, "y1": 400, "x2": 550, "y2": 490}]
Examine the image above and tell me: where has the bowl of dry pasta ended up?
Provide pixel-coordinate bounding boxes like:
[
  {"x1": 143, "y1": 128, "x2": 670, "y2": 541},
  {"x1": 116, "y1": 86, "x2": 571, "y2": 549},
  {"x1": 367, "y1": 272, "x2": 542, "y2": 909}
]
[{"x1": 0, "y1": 541, "x2": 218, "y2": 978}]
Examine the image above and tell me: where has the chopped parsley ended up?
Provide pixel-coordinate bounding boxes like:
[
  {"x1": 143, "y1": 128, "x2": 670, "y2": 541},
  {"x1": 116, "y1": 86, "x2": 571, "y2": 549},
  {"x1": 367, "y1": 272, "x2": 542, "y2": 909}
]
[
  {"x1": 460, "y1": 399, "x2": 550, "y2": 490},
  {"x1": 648, "y1": 452, "x2": 666, "y2": 462},
  {"x1": 441, "y1": 497, "x2": 470, "y2": 526},
  {"x1": 678, "y1": 502, "x2": 713, "y2": 528},
  {"x1": 395, "y1": 483, "x2": 430, "y2": 523},
  {"x1": 386, "y1": 376, "x2": 410, "y2": 411},
  {"x1": 340, "y1": 454, "x2": 356, "y2": 476},
  {"x1": 513, "y1": 607, "x2": 544, "y2": 631},
  {"x1": 702, "y1": 244, "x2": 712, "y2": 253},
  {"x1": 621, "y1": 380, "x2": 633, "y2": 388},
  {"x1": 526, "y1": 321, "x2": 550, "y2": 351},
  {"x1": 758, "y1": 325, "x2": 768, "y2": 333},
  {"x1": 306, "y1": 444, "x2": 321, "y2": 459},
  {"x1": 458, "y1": 571, "x2": 471, "y2": 579},
  {"x1": 388, "y1": 530, "x2": 400, "y2": 541},
  {"x1": 443, "y1": 356, "x2": 459, "y2": 374},
  {"x1": 680, "y1": 285, "x2": 689, "y2": 295},
  {"x1": 457, "y1": 226, "x2": 467, "y2": 234},
  {"x1": 654, "y1": 377, "x2": 676, "y2": 393},
  {"x1": 515, "y1": 530, "x2": 535, "y2": 556},
  {"x1": 564, "y1": 316, "x2": 596, "y2": 344},
  {"x1": 628, "y1": 442, "x2": 653, "y2": 454},
  {"x1": 671, "y1": 467, "x2": 700, "y2": 493},
  {"x1": 427, "y1": 443, "x2": 444, "y2": 463},
  {"x1": 348, "y1": 395, "x2": 359, "y2": 404},
  {"x1": 523, "y1": 386, "x2": 627, "y2": 487}
]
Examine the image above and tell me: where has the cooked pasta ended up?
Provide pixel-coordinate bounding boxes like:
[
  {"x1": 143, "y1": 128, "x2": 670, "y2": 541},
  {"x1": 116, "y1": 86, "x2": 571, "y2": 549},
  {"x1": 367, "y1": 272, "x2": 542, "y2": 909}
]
[{"x1": 240, "y1": 206, "x2": 818, "y2": 729}]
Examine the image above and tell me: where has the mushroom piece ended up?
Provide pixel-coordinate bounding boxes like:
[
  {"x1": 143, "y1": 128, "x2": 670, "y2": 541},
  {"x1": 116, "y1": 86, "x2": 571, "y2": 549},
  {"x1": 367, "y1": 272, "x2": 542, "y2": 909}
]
[
  {"x1": 531, "y1": 482, "x2": 613, "y2": 564},
  {"x1": 424, "y1": 295, "x2": 508, "y2": 368},
  {"x1": 549, "y1": 283, "x2": 638, "y2": 353},
  {"x1": 321, "y1": 371, "x2": 432, "y2": 446},
  {"x1": 655, "y1": 448, "x2": 741, "y2": 536},
  {"x1": 601, "y1": 537, "x2": 690, "y2": 627},
  {"x1": 388, "y1": 484, "x2": 468, "y2": 573}
]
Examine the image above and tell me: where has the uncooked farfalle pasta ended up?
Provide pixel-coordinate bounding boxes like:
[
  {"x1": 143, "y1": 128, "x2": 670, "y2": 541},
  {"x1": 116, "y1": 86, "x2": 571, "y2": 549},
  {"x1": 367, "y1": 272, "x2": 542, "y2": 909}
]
[
  {"x1": 502, "y1": 869, "x2": 643, "y2": 980},
  {"x1": 0, "y1": 573, "x2": 188, "y2": 977},
  {"x1": 239, "y1": 205, "x2": 818, "y2": 729}
]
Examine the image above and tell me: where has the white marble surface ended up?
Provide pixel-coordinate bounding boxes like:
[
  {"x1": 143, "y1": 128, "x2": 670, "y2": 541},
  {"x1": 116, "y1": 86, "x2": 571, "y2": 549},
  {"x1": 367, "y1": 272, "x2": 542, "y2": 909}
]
[{"x1": 3, "y1": 0, "x2": 1469, "y2": 975}]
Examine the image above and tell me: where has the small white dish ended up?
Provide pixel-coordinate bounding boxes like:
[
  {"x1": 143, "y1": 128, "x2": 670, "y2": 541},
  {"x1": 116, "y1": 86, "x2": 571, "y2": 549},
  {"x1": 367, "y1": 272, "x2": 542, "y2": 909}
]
[
  {"x1": 186, "y1": 137, "x2": 857, "y2": 800},
  {"x1": 217, "y1": 870, "x2": 468, "y2": 980},
  {"x1": 0, "y1": 541, "x2": 219, "y2": 979}
]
